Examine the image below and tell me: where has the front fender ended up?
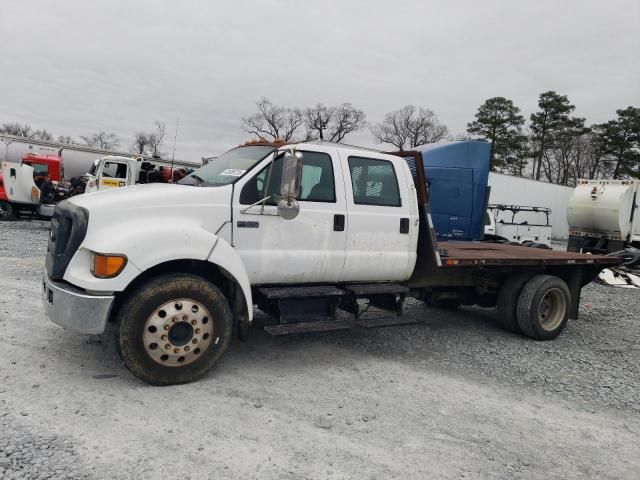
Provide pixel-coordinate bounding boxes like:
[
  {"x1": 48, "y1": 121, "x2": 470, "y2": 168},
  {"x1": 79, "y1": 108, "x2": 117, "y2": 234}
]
[
  {"x1": 63, "y1": 220, "x2": 253, "y2": 321},
  {"x1": 64, "y1": 219, "x2": 218, "y2": 292}
]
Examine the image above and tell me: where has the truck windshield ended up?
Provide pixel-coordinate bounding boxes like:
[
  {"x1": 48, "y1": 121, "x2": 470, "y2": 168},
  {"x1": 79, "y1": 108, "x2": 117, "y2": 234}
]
[{"x1": 179, "y1": 145, "x2": 275, "y2": 186}]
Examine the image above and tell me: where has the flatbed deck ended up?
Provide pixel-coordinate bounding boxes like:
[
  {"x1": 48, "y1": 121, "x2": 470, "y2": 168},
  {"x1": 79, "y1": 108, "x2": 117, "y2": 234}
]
[{"x1": 438, "y1": 242, "x2": 620, "y2": 267}]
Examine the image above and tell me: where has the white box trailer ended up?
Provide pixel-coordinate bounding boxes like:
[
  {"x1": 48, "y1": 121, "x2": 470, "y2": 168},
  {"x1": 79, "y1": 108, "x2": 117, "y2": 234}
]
[{"x1": 567, "y1": 179, "x2": 640, "y2": 253}]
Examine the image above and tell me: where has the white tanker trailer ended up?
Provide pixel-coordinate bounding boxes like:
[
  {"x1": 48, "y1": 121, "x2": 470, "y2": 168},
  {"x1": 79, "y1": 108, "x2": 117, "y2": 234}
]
[{"x1": 567, "y1": 179, "x2": 640, "y2": 254}]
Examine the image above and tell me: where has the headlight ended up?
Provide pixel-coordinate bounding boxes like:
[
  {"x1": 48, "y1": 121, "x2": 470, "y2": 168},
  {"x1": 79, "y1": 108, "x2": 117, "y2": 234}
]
[{"x1": 91, "y1": 252, "x2": 127, "y2": 278}]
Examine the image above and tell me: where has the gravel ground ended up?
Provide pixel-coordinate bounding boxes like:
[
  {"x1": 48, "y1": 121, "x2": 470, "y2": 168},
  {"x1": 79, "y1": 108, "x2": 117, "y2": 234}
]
[{"x1": 1, "y1": 220, "x2": 639, "y2": 479}]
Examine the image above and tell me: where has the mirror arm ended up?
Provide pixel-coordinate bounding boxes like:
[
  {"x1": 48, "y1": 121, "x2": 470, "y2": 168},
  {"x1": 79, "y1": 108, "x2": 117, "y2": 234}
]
[{"x1": 240, "y1": 195, "x2": 275, "y2": 214}]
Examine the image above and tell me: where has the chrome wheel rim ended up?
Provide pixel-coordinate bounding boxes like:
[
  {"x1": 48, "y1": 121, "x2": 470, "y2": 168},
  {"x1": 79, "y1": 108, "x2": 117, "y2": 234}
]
[
  {"x1": 537, "y1": 288, "x2": 566, "y2": 331},
  {"x1": 143, "y1": 299, "x2": 216, "y2": 367}
]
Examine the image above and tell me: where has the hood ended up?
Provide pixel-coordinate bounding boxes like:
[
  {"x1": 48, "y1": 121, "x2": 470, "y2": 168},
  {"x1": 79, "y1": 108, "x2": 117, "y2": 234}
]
[
  {"x1": 69, "y1": 183, "x2": 233, "y2": 235},
  {"x1": 70, "y1": 182, "x2": 231, "y2": 210}
]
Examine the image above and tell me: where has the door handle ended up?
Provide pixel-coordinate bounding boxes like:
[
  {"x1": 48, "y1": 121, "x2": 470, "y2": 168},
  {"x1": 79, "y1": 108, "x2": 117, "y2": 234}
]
[
  {"x1": 333, "y1": 214, "x2": 345, "y2": 231},
  {"x1": 400, "y1": 218, "x2": 410, "y2": 234}
]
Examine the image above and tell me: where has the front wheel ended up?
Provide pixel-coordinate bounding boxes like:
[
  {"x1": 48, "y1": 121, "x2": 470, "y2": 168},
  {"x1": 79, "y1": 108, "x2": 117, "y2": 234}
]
[
  {"x1": 0, "y1": 200, "x2": 16, "y2": 221},
  {"x1": 116, "y1": 273, "x2": 233, "y2": 385},
  {"x1": 516, "y1": 275, "x2": 570, "y2": 340}
]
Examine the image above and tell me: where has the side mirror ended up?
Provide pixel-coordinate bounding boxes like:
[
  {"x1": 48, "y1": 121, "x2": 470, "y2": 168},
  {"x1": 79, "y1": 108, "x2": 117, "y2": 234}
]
[
  {"x1": 280, "y1": 149, "x2": 303, "y2": 199},
  {"x1": 278, "y1": 149, "x2": 303, "y2": 220}
]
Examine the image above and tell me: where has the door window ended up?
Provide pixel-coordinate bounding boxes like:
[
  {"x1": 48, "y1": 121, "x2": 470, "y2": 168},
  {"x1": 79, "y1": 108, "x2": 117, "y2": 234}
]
[
  {"x1": 240, "y1": 151, "x2": 335, "y2": 205},
  {"x1": 102, "y1": 162, "x2": 128, "y2": 179},
  {"x1": 348, "y1": 157, "x2": 401, "y2": 207}
]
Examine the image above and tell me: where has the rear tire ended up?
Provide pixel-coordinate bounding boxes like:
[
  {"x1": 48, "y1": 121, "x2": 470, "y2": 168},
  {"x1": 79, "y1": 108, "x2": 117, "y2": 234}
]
[
  {"x1": 116, "y1": 273, "x2": 233, "y2": 386},
  {"x1": 516, "y1": 275, "x2": 570, "y2": 340},
  {"x1": 496, "y1": 273, "x2": 531, "y2": 333},
  {"x1": 0, "y1": 200, "x2": 16, "y2": 221}
]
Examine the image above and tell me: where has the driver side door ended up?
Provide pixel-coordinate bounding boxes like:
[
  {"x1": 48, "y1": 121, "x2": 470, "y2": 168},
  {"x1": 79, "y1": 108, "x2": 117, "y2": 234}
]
[{"x1": 231, "y1": 148, "x2": 347, "y2": 285}]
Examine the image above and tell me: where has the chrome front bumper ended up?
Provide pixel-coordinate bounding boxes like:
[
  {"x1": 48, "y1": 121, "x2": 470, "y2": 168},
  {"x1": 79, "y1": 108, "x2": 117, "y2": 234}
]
[{"x1": 42, "y1": 269, "x2": 115, "y2": 334}]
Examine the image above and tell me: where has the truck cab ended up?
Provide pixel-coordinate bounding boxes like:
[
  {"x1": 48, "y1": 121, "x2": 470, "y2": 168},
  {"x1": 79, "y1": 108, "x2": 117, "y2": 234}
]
[
  {"x1": 0, "y1": 153, "x2": 62, "y2": 220},
  {"x1": 84, "y1": 155, "x2": 189, "y2": 193}
]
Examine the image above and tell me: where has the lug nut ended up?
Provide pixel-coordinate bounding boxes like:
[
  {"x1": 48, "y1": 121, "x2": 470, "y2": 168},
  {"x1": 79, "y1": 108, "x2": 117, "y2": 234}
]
[
  {"x1": 184, "y1": 346, "x2": 190, "y2": 352},
  {"x1": 174, "y1": 348, "x2": 180, "y2": 354},
  {"x1": 195, "y1": 328, "x2": 201, "y2": 334},
  {"x1": 161, "y1": 335, "x2": 167, "y2": 340},
  {"x1": 165, "y1": 344, "x2": 171, "y2": 350},
  {"x1": 191, "y1": 320, "x2": 197, "y2": 326},
  {"x1": 164, "y1": 325, "x2": 169, "y2": 331}
]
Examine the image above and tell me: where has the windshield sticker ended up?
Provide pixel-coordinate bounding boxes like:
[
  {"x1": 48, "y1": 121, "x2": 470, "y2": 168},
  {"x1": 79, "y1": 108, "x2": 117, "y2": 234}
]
[{"x1": 220, "y1": 168, "x2": 246, "y2": 177}]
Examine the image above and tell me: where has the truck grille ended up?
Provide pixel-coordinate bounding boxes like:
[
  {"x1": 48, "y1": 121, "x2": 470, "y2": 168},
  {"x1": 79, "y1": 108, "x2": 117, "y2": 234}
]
[{"x1": 45, "y1": 201, "x2": 89, "y2": 280}]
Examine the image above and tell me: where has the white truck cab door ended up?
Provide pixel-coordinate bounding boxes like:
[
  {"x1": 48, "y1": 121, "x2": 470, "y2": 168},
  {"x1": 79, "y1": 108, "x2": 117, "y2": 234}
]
[
  {"x1": 1, "y1": 162, "x2": 40, "y2": 204},
  {"x1": 232, "y1": 148, "x2": 347, "y2": 285},
  {"x1": 338, "y1": 151, "x2": 418, "y2": 282},
  {"x1": 97, "y1": 160, "x2": 131, "y2": 190}
]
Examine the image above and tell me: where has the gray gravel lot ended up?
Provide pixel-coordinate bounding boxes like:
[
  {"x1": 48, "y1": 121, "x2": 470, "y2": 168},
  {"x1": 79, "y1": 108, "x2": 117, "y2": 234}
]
[{"x1": 1, "y1": 220, "x2": 639, "y2": 479}]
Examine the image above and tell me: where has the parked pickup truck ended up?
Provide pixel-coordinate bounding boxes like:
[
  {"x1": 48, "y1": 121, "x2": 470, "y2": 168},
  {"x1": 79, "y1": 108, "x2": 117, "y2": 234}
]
[{"x1": 42, "y1": 141, "x2": 619, "y2": 385}]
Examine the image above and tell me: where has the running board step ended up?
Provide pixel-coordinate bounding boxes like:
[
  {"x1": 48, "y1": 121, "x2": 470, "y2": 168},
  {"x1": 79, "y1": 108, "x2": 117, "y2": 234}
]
[
  {"x1": 264, "y1": 320, "x2": 352, "y2": 336},
  {"x1": 355, "y1": 317, "x2": 417, "y2": 329},
  {"x1": 260, "y1": 286, "x2": 346, "y2": 299}
]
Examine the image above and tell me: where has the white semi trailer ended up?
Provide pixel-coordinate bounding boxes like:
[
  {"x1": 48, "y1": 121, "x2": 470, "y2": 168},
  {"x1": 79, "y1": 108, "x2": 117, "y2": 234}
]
[{"x1": 567, "y1": 179, "x2": 640, "y2": 254}]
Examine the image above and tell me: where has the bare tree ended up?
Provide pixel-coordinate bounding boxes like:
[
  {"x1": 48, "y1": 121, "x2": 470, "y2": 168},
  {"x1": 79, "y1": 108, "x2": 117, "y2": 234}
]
[
  {"x1": 242, "y1": 97, "x2": 303, "y2": 142},
  {"x1": 57, "y1": 135, "x2": 76, "y2": 144},
  {"x1": 304, "y1": 103, "x2": 366, "y2": 142},
  {"x1": 132, "y1": 121, "x2": 166, "y2": 156},
  {"x1": 148, "y1": 121, "x2": 166, "y2": 157},
  {"x1": 372, "y1": 105, "x2": 448, "y2": 150},
  {"x1": 0, "y1": 122, "x2": 33, "y2": 137},
  {"x1": 32, "y1": 129, "x2": 53, "y2": 141},
  {"x1": 132, "y1": 131, "x2": 151, "y2": 154},
  {"x1": 81, "y1": 131, "x2": 120, "y2": 150}
]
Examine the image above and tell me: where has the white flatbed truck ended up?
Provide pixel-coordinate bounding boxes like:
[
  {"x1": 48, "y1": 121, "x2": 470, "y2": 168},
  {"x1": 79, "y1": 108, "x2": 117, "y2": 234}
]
[{"x1": 42, "y1": 142, "x2": 619, "y2": 385}]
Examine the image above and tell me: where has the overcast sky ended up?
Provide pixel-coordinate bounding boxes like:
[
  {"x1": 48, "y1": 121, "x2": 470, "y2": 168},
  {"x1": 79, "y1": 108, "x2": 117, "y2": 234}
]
[{"x1": 1, "y1": 0, "x2": 638, "y2": 160}]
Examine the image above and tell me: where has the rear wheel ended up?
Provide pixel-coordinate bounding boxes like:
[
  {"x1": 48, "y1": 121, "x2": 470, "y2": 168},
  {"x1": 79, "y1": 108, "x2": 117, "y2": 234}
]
[
  {"x1": 116, "y1": 273, "x2": 233, "y2": 385},
  {"x1": 496, "y1": 273, "x2": 531, "y2": 333},
  {"x1": 0, "y1": 200, "x2": 16, "y2": 221},
  {"x1": 516, "y1": 275, "x2": 570, "y2": 340}
]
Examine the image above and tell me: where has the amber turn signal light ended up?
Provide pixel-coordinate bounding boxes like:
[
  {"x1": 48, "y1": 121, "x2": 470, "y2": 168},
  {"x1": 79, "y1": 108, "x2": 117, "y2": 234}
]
[{"x1": 91, "y1": 253, "x2": 127, "y2": 278}]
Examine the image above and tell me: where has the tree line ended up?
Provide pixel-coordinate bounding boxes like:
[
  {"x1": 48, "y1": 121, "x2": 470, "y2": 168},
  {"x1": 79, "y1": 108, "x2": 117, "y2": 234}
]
[
  {"x1": 242, "y1": 94, "x2": 639, "y2": 186},
  {"x1": 0, "y1": 121, "x2": 168, "y2": 156},
  {"x1": 466, "y1": 93, "x2": 640, "y2": 184},
  {"x1": 2, "y1": 92, "x2": 638, "y2": 186}
]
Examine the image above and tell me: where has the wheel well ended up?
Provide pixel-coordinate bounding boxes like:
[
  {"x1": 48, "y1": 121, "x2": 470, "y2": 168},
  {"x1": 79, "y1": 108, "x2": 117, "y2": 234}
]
[{"x1": 109, "y1": 259, "x2": 248, "y2": 325}]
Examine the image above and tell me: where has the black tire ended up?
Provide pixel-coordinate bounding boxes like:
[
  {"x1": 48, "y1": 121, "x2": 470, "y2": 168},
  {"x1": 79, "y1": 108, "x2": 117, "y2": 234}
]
[
  {"x1": 0, "y1": 200, "x2": 17, "y2": 221},
  {"x1": 516, "y1": 275, "x2": 570, "y2": 340},
  {"x1": 116, "y1": 273, "x2": 233, "y2": 386},
  {"x1": 521, "y1": 240, "x2": 534, "y2": 247},
  {"x1": 496, "y1": 273, "x2": 531, "y2": 333}
]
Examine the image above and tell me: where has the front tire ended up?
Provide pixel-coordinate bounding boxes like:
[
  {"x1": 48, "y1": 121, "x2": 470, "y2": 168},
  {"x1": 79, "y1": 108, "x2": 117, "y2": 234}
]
[
  {"x1": 516, "y1": 275, "x2": 570, "y2": 340},
  {"x1": 116, "y1": 273, "x2": 233, "y2": 385},
  {"x1": 0, "y1": 200, "x2": 16, "y2": 221}
]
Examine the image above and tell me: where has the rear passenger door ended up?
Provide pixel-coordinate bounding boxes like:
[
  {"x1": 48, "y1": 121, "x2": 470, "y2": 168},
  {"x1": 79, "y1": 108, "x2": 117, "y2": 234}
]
[{"x1": 338, "y1": 152, "x2": 416, "y2": 282}]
